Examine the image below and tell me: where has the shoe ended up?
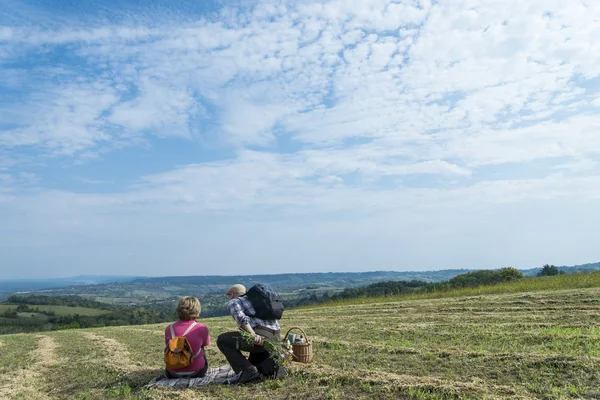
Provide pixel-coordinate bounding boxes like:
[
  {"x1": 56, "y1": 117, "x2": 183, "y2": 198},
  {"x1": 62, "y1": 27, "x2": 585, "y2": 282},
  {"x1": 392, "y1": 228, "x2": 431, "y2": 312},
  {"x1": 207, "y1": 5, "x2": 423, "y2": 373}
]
[
  {"x1": 274, "y1": 364, "x2": 287, "y2": 379},
  {"x1": 237, "y1": 365, "x2": 261, "y2": 384},
  {"x1": 256, "y1": 358, "x2": 275, "y2": 377}
]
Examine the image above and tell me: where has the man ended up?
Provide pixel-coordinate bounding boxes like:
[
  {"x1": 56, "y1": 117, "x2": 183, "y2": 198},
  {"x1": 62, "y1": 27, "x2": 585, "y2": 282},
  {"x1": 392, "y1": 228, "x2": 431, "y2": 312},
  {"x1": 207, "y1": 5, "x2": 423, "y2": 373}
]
[{"x1": 217, "y1": 284, "x2": 281, "y2": 384}]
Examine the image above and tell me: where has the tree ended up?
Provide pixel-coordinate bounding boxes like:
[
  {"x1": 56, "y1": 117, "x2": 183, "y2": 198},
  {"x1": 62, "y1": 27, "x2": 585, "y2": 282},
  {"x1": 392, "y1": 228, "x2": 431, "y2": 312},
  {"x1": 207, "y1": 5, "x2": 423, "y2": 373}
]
[
  {"x1": 498, "y1": 267, "x2": 524, "y2": 281},
  {"x1": 448, "y1": 268, "x2": 525, "y2": 288},
  {"x1": 2, "y1": 308, "x2": 18, "y2": 318},
  {"x1": 537, "y1": 264, "x2": 564, "y2": 276},
  {"x1": 16, "y1": 303, "x2": 30, "y2": 312}
]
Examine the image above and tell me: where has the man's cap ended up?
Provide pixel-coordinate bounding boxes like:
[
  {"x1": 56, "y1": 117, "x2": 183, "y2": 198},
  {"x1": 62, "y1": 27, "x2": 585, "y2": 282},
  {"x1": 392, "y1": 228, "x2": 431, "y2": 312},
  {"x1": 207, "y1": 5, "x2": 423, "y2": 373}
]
[{"x1": 226, "y1": 284, "x2": 246, "y2": 295}]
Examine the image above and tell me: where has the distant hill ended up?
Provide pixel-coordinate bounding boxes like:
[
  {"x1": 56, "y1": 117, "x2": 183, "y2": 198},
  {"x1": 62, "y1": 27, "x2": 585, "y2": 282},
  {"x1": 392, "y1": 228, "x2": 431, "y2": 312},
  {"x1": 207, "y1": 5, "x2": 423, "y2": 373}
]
[
  {"x1": 1, "y1": 270, "x2": 470, "y2": 299},
  {"x1": 126, "y1": 269, "x2": 472, "y2": 289},
  {"x1": 2, "y1": 261, "x2": 598, "y2": 306},
  {"x1": 0, "y1": 275, "x2": 142, "y2": 293},
  {"x1": 520, "y1": 262, "x2": 600, "y2": 277}
]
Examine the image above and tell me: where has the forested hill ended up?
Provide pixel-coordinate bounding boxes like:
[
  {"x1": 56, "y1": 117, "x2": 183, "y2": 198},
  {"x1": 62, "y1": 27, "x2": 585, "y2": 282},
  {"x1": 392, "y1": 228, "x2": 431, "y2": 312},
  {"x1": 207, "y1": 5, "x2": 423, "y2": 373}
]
[
  {"x1": 0, "y1": 294, "x2": 169, "y2": 335},
  {"x1": 0, "y1": 275, "x2": 141, "y2": 293},
  {"x1": 128, "y1": 269, "x2": 471, "y2": 289},
  {"x1": 3, "y1": 262, "x2": 599, "y2": 301},
  {"x1": 2, "y1": 269, "x2": 472, "y2": 300},
  {"x1": 522, "y1": 261, "x2": 600, "y2": 276}
]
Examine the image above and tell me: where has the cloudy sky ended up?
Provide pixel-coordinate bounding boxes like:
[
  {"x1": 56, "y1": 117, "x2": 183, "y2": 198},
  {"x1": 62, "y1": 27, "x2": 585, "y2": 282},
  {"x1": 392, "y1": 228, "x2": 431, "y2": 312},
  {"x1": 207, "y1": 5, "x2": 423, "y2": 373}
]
[{"x1": 1, "y1": 0, "x2": 599, "y2": 279}]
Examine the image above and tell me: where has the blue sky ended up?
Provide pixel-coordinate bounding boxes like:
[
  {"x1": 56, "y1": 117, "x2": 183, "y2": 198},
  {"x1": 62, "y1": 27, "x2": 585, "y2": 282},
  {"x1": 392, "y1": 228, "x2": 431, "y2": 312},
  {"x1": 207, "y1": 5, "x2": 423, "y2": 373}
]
[{"x1": 1, "y1": 0, "x2": 599, "y2": 279}]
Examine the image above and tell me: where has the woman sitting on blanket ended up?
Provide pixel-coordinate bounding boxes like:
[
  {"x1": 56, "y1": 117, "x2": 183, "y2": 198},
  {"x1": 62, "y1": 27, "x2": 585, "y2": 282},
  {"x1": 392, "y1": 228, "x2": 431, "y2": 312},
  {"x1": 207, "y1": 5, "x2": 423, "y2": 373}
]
[{"x1": 164, "y1": 296, "x2": 211, "y2": 378}]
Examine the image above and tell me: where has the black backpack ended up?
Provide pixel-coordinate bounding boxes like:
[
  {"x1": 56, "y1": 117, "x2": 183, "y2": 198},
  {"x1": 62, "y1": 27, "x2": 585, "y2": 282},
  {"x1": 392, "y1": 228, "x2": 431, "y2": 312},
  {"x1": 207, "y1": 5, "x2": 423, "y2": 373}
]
[{"x1": 245, "y1": 284, "x2": 284, "y2": 320}]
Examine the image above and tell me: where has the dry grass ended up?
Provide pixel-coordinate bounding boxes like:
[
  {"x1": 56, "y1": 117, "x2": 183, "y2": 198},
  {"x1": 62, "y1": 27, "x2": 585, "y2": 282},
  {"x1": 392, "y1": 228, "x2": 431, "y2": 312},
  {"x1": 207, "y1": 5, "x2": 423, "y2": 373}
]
[
  {"x1": 0, "y1": 335, "x2": 59, "y2": 400},
  {"x1": 82, "y1": 332, "x2": 143, "y2": 373},
  {"x1": 1, "y1": 282, "x2": 600, "y2": 399}
]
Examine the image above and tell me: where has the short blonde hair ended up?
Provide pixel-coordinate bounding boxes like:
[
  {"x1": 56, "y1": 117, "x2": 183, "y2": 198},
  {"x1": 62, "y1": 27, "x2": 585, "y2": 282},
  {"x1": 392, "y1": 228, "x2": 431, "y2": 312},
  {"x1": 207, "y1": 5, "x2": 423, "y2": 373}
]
[
  {"x1": 176, "y1": 296, "x2": 201, "y2": 320},
  {"x1": 226, "y1": 284, "x2": 246, "y2": 296}
]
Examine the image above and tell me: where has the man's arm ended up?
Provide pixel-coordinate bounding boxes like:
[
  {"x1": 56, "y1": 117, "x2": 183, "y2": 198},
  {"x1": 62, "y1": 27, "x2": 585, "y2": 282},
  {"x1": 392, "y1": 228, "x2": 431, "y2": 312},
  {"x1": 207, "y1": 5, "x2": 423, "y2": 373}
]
[
  {"x1": 228, "y1": 299, "x2": 249, "y2": 326},
  {"x1": 228, "y1": 300, "x2": 264, "y2": 345},
  {"x1": 240, "y1": 324, "x2": 264, "y2": 346},
  {"x1": 239, "y1": 323, "x2": 256, "y2": 335}
]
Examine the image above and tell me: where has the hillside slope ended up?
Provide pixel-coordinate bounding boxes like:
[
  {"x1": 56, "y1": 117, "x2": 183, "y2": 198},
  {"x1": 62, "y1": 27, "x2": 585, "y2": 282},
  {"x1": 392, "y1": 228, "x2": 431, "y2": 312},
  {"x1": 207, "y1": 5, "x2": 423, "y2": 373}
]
[{"x1": 2, "y1": 281, "x2": 600, "y2": 399}]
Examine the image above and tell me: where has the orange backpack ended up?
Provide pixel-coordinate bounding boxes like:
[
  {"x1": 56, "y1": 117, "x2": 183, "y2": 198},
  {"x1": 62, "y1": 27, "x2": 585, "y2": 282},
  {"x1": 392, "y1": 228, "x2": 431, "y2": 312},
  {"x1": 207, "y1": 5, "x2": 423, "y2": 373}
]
[{"x1": 164, "y1": 322, "x2": 202, "y2": 370}]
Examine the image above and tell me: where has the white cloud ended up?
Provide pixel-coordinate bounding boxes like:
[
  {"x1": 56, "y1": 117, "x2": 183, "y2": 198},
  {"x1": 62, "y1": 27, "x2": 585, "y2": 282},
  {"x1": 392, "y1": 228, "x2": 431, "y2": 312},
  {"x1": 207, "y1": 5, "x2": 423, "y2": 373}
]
[
  {"x1": 4, "y1": 0, "x2": 598, "y2": 163},
  {"x1": 440, "y1": 115, "x2": 600, "y2": 167},
  {"x1": 554, "y1": 158, "x2": 597, "y2": 172},
  {"x1": 216, "y1": 96, "x2": 292, "y2": 146},
  {"x1": 108, "y1": 78, "x2": 200, "y2": 139},
  {"x1": 0, "y1": 80, "x2": 120, "y2": 155},
  {"x1": 1, "y1": 0, "x2": 600, "y2": 276}
]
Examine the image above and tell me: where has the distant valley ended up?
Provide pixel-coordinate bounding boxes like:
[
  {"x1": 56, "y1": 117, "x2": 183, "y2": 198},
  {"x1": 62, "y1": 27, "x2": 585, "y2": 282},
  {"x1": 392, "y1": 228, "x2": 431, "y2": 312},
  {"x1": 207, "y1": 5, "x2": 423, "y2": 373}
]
[
  {"x1": 1, "y1": 269, "x2": 472, "y2": 302},
  {"x1": 2, "y1": 262, "x2": 599, "y2": 300},
  {"x1": 0, "y1": 275, "x2": 142, "y2": 293}
]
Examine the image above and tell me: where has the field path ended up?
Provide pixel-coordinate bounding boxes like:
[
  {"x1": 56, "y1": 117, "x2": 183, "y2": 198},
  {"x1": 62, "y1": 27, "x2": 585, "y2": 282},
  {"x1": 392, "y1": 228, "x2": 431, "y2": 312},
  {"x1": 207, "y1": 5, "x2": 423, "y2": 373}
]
[
  {"x1": 36, "y1": 335, "x2": 60, "y2": 367},
  {"x1": 0, "y1": 335, "x2": 60, "y2": 400},
  {"x1": 82, "y1": 332, "x2": 140, "y2": 373}
]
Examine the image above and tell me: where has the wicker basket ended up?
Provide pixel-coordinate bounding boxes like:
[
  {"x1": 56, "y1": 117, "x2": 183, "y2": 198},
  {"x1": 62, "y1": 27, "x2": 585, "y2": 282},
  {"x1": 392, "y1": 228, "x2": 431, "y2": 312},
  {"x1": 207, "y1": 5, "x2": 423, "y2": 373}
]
[{"x1": 284, "y1": 326, "x2": 313, "y2": 363}]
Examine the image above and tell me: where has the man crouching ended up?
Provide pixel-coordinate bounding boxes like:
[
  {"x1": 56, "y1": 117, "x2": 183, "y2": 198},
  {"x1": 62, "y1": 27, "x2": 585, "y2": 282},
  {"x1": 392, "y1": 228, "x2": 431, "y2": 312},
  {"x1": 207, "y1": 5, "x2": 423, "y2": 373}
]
[{"x1": 217, "y1": 284, "x2": 281, "y2": 384}]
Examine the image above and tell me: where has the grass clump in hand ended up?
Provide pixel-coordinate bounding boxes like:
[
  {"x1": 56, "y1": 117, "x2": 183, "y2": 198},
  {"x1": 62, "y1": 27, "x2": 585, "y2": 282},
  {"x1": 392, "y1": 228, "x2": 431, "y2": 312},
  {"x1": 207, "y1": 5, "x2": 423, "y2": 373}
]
[{"x1": 238, "y1": 330, "x2": 294, "y2": 370}]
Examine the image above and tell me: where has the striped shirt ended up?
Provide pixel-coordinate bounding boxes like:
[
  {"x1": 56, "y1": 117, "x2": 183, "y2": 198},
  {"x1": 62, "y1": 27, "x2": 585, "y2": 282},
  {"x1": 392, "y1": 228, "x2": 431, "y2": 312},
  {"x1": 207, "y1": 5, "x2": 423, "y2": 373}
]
[{"x1": 227, "y1": 295, "x2": 280, "y2": 332}]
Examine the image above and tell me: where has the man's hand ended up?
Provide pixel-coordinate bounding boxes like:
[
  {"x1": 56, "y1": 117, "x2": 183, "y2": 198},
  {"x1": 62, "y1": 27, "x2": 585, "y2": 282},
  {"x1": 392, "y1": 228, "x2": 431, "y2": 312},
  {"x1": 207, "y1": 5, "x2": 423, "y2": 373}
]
[{"x1": 253, "y1": 334, "x2": 264, "y2": 346}]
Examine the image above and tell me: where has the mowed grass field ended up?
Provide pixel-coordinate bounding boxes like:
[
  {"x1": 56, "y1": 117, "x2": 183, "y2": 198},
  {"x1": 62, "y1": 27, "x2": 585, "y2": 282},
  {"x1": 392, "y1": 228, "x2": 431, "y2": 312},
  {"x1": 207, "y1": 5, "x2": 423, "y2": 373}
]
[
  {"x1": 2, "y1": 274, "x2": 600, "y2": 399},
  {"x1": 0, "y1": 304, "x2": 110, "y2": 316}
]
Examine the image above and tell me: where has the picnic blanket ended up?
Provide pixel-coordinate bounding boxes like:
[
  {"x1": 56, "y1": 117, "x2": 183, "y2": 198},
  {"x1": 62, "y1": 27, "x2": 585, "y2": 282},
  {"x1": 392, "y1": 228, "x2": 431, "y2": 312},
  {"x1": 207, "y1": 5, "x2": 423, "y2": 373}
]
[{"x1": 145, "y1": 365, "x2": 241, "y2": 388}]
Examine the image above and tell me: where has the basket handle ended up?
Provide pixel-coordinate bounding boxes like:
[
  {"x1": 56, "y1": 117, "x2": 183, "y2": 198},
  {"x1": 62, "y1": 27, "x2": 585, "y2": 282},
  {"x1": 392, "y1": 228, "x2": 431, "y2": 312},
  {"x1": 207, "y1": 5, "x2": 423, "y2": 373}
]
[{"x1": 283, "y1": 326, "x2": 310, "y2": 342}]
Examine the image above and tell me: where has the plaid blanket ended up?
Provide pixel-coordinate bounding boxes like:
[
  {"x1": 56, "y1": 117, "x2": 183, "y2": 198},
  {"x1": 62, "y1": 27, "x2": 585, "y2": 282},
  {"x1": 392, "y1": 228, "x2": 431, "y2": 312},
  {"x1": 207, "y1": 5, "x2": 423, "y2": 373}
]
[{"x1": 145, "y1": 365, "x2": 241, "y2": 388}]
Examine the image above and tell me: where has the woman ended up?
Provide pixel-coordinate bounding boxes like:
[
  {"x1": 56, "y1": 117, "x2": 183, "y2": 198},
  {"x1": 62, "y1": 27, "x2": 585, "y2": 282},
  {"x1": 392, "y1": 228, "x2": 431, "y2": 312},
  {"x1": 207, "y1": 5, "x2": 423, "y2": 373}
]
[{"x1": 164, "y1": 296, "x2": 211, "y2": 378}]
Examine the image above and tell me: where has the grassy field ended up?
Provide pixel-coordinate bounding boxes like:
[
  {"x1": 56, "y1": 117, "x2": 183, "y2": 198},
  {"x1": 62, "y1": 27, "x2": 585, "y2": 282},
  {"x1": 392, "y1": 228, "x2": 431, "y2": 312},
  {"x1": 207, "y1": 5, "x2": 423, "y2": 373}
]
[
  {"x1": 1, "y1": 276, "x2": 600, "y2": 399},
  {"x1": 311, "y1": 271, "x2": 600, "y2": 309},
  {"x1": 0, "y1": 304, "x2": 111, "y2": 316}
]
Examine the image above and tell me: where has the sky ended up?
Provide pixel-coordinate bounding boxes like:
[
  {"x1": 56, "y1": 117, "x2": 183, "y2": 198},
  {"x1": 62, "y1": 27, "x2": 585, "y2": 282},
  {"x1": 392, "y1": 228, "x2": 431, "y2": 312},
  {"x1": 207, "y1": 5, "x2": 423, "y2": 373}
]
[{"x1": 0, "y1": 0, "x2": 599, "y2": 279}]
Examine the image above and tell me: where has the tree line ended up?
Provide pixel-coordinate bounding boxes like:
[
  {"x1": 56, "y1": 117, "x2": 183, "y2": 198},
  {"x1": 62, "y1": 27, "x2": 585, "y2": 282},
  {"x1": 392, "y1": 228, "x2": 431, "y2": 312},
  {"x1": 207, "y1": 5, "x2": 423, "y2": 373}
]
[
  {"x1": 6, "y1": 294, "x2": 114, "y2": 309},
  {"x1": 285, "y1": 265, "x2": 571, "y2": 308},
  {"x1": 284, "y1": 267, "x2": 564, "y2": 308},
  {"x1": 0, "y1": 295, "x2": 173, "y2": 335}
]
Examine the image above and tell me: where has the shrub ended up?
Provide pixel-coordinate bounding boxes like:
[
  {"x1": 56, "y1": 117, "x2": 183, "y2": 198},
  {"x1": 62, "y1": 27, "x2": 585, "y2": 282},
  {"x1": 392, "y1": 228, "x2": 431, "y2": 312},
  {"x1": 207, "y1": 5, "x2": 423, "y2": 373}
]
[{"x1": 538, "y1": 264, "x2": 565, "y2": 276}]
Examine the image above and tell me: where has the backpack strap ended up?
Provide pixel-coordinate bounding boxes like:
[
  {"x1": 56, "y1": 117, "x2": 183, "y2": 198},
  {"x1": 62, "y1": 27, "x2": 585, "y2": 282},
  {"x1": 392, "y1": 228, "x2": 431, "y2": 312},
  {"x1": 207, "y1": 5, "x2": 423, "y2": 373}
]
[
  {"x1": 192, "y1": 346, "x2": 203, "y2": 360},
  {"x1": 184, "y1": 322, "x2": 206, "y2": 359},
  {"x1": 168, "y1": 321, "x2": 198, "y2": 339},
  {"x1": 181, "y1": 321, "x2": 197, "y2": 337},
  {"x1": 182, "y1": 322, "x2": 200, "y2": 358}
]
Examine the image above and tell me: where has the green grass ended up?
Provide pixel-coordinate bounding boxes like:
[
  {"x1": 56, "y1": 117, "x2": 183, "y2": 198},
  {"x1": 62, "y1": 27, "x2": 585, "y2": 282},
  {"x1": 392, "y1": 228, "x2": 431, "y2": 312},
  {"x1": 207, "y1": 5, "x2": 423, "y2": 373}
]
[
  {"x1": 0, "y1": 334, "x2": 43, "y2": 373},
  {"x1": 307, "y1": 271, "x2": 600, "y2": 309},
  {"x1": 16, "y1": 312, "x2": 49, "y2": 320},
  {"x1": 0, "y1": 304, "x2": 111, "y2": 316},
  {"x1": 1, "y1": 274, "x2": 600, "y2": 399},
  {"x1": 92, "y1": 296, "x2": 163, "y2": 305}
]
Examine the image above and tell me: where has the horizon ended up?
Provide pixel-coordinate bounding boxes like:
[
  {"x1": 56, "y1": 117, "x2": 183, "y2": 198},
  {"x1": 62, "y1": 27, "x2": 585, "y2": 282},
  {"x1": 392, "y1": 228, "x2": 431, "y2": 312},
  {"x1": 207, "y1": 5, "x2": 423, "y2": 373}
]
[
  {"x1": 0, "y1": 267, "x2": 469, "y2": 281},
  {"x1": 1, "y1": 0, "x2": 599, "y2": 279},
  {"x1": 1, "y1": 260, "x2": 597, "y2": 282}
]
